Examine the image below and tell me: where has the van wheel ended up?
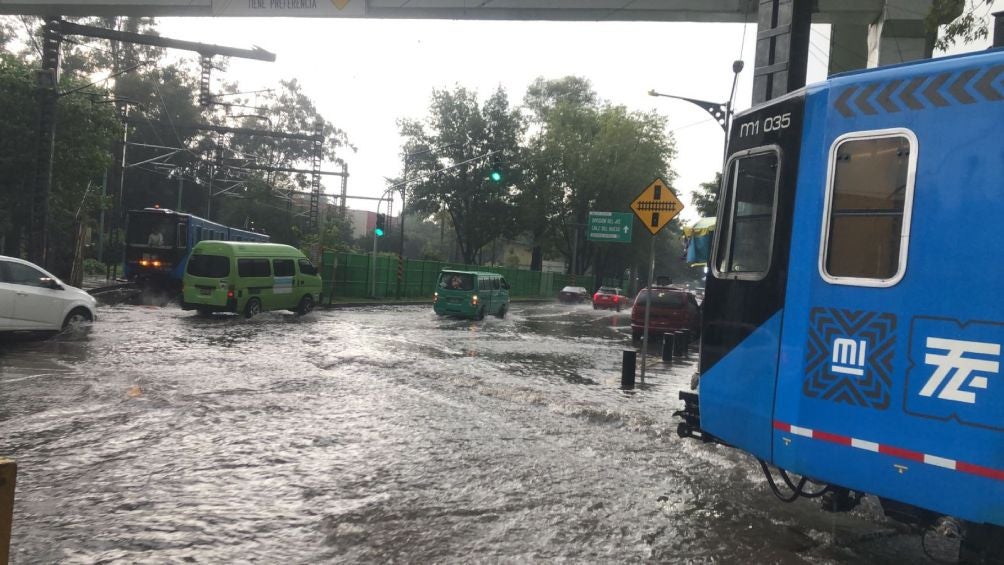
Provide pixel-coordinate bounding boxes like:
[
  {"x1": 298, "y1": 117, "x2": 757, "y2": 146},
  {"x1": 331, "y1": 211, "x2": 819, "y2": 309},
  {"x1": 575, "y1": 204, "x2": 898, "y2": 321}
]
[
  {"x1": 296, "y1": 295, "x2": 314, "y2": 316},
  {"x1": 475, "y1": 307, "x2": 485, "y2": 321},
  {"x1": 61, "y1": 308, "x2": 93, "y2": 332},
  {"x1": 495, "y1": 305, "x2": 507, "y2": 319},
  {"x1": 244, "y1": 297, "x2": 262, "y2": 318}
]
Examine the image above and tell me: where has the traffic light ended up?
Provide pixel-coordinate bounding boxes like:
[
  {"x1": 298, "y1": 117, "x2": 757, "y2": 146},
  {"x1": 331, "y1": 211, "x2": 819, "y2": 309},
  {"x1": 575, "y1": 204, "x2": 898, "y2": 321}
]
[
  {"x1": 489, "y1": 154, "x2": 503, "y2": 182},
  {"x1": 375, "y1": 213, "x2": 386, "y2": 237}
]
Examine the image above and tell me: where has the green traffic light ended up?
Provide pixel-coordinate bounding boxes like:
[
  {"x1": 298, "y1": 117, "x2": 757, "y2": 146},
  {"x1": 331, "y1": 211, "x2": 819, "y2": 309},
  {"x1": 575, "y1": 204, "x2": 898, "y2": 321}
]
[
  {"x1": 374, "y1": 228, "x2": 384, "y2": 237},
  {"x1": 490, "y1": 170, "x2": 502, "y2": 182}
]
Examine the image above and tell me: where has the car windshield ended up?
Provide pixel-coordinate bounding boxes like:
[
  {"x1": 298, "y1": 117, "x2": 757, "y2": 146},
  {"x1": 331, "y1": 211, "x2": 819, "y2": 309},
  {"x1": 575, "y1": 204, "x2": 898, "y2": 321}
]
[
  {"x1": 187, "y1": 254, "x2": 230, "y2": 278},
  {"x1": 438, "y1": 272, "x2": 474, "y2": 291},
  {"x1": 561, "y1": 286, "x2": 586, "y2": 293},
  {"x1": 638, "y1": 289, "x2": 687, "y2": 307},
  {"x1": 597, "y1": 287, "x2": 617, "y2": 294}
]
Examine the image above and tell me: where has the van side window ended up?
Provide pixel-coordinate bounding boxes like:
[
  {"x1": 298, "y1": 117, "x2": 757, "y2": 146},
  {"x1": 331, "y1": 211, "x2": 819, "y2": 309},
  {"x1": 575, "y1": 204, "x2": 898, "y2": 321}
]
[
  {"x1": 273, "y1": 259, "x2": 295, "y2": 277},
  {"x1": 237, "y1": 258, "x2": 271, "y2": 277},
  {"x1": 298, "y1": 259, "x2": 317, "y2": 276},
  {"x1": 821, "y1": 132, "x2": 915, "y2": 286},
  {"x1": 492, "y1": 277, "x2": 500, "y2": 290}
]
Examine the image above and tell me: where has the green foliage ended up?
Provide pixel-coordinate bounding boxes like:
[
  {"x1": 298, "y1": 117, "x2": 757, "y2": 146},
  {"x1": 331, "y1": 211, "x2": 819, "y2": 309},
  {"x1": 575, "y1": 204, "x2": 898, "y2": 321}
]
[
  {"x1": 691, "y1": 172, "x2": 722, "y2": 218},
  {"x1": 927, "y1": 0, "x2": 994, "y2": 51},
  {"x1": 83, "y1": 258, "x2": 106, "y2": 275},
  {"x1": 521, "y1": 76, "x2": 677, "y2": 278},
  {"x1": 0, "y1": 53, "x2": 119, "y2": 273}
]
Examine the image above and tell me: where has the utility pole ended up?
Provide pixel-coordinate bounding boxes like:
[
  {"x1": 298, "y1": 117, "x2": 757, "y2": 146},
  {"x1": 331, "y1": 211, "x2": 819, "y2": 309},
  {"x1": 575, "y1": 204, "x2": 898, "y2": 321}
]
[
  {"x1": 396, "y1": 155, "x2": 409, "y2": 300},
  {"x1": 28, "y1": 18, "x2": 62, "y2": 268},
  {"x1": 27, "y1": 18, "x2": 275, "y2": 269}
]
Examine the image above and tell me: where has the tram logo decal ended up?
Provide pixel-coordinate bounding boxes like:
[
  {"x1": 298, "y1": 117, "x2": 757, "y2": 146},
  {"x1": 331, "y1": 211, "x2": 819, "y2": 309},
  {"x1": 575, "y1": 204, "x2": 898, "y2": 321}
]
[
  {"x1": 804, "y1": 308, "x2": 896, "y2": 409},
  {"x1": 906, "y1": 317, "x2": 1003, "y2": 431}
]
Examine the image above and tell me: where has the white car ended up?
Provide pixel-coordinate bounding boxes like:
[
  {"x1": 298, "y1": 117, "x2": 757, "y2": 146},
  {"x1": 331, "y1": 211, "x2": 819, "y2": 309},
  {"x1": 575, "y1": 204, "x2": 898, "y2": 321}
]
[{"x1": 0, "y1": 255, "x2": 97, "y2": 333}]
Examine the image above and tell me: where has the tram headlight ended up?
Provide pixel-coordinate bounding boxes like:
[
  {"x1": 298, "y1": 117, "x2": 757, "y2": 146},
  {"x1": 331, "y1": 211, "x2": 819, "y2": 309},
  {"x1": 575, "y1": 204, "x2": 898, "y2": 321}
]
[{"x1": 472, "y1": 295, "x2": 479, "y2": 305}]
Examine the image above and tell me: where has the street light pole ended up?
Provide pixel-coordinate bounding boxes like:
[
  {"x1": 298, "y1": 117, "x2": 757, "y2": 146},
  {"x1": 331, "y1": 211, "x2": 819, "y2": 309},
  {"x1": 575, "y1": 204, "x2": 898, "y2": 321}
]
[{"x1": 648, "y1": 59, "x2": 745, "y2": 163}]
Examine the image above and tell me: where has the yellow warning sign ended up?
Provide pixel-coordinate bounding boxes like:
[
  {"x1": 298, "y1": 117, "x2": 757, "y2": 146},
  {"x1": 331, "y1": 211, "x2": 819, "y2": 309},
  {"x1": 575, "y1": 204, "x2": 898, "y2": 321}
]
[{"x1": 630, "y1": 178, "x2": 684, "y2": 235}]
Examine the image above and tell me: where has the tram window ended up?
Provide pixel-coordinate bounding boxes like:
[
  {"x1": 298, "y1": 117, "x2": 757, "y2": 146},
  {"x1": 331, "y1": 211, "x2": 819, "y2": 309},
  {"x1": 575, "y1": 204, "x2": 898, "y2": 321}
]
[
  {"x1": 195, "y1": 227, "x2": 203, "y2": 242},
  {"x1": 714, "y1": 149, "x2": 779, "y2": 279},
  {"x1": 177, "y1": 223, "x2": 187, "y2": 247},
  {"x1": 822, "y1": 134, "x2": 914, "y2": 285}
]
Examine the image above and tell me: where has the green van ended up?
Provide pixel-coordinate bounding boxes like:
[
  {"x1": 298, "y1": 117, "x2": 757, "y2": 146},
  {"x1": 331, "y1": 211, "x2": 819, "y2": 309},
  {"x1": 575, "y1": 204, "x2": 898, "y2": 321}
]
[
  {"x1": 433, "y1": 270, "x2": 510, "y2": 320},
  {"x1": 182, "y1": 241, "x2": 322, "y2": 317}
]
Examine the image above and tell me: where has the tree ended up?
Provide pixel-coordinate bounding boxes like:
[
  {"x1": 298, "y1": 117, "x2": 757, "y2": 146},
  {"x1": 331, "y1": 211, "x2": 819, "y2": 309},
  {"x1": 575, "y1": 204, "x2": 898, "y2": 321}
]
[
  {"x1": 522, "y1": 76, "x2": 677, "y2": 279},
  {"x1": 690, "y1": 172, "x2": 721, "y2": 218},
  {"x1": 399, "y1": 86, "x2": 524, "y2": 265},
  {"x1": 0, "y1": 53, "x2": 119, "y2": 274},
  {"x1": 927, "y1": 0, "x2": 995, "y2": 51}
]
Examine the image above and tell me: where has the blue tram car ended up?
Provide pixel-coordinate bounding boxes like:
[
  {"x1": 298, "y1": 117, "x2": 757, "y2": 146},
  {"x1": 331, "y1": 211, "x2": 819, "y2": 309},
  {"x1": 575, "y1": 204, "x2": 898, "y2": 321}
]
[
  {"x1": 123, "y1": 207, "x2": 269, "y2": 285},
  {"x1": 687, "y1": 42, "x2": 1003, "y2": 555}
]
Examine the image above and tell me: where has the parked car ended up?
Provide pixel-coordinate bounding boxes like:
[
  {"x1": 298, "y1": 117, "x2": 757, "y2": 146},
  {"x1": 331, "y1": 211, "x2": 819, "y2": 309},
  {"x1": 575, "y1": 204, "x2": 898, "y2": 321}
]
[
  {"x1": 592, "y1": 286, "x2": 629, "y2": 311},
  {"x1": 558, "y1": 286, "x2": 590, "y2": 304},
  {"x1": 630, "y1": 286, "x2": 700, "y2": 341},
  {"x1": 0, "y1": 255, "x2": 97, "y2": 333}
]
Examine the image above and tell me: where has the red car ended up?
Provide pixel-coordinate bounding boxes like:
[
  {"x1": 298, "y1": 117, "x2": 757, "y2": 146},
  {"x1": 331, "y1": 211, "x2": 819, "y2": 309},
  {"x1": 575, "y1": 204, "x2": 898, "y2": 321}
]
[
  {"x1": 592, "y1": 286, "x2": 629, "y2": 311},
  {"x1": 630, "y1": 286, "x2": 700, "y2": 341}
]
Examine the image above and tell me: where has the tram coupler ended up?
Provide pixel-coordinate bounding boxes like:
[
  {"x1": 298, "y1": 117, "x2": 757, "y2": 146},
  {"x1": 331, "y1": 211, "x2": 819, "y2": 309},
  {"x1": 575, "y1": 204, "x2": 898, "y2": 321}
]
[{"x1": 673, "y1": 391, "x2": 717, "y2": 443}]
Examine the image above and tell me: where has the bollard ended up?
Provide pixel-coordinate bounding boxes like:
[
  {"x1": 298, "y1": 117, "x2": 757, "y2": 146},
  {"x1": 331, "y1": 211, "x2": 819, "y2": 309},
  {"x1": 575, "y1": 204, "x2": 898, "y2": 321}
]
[
  {"x1": 679, "y1": 330, "x2": 690, "y2": 356},
  {"x1": 0, "y1": 458, "x2": 15, "y2": 565},
  {"x1": 662, "y1": 332, "x2": 675, "y2": 363},
  {"x1": 674, "y1": 331, "x2": 686, "y2": 357},
  {"x1": 621, "y1": 350, "x2": 636, "y2": 389}
]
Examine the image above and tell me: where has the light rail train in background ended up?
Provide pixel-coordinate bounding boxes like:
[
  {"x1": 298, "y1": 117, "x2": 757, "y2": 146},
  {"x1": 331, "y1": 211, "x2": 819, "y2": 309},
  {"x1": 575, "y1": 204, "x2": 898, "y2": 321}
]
[
  {"x1": 678, "y1": 32, "x2": 1004, "y2": 562},
  {"x1": 123, "y1": 207, "x2": 269, "y2": 287}
]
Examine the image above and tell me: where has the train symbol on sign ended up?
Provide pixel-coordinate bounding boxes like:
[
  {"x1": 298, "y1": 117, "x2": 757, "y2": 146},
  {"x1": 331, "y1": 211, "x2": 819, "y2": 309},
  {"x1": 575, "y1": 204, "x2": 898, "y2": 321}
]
[{"x1": 630, "y1": 178, "x2": 684, "y2": 235}]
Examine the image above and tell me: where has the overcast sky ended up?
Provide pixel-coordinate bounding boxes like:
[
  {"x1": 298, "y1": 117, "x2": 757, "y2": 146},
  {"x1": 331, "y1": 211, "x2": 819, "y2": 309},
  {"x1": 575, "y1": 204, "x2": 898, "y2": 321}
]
[{"x1": 153, "y1": 10, "x2": 997, "y2": 223}]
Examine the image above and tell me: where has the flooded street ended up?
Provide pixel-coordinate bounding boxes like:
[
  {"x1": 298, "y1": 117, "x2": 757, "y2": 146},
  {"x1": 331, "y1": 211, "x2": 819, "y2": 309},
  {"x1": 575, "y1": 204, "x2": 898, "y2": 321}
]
[{"x1": 1, "y1": 303, "x2": 938, "y2": 563}]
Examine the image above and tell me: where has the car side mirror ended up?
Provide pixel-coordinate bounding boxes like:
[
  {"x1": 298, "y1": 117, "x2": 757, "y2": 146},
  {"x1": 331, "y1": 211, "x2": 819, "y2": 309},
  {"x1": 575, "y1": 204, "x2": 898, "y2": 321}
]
[{"x1": 42, "y1": 277, "x2": 62, "y2": 290}]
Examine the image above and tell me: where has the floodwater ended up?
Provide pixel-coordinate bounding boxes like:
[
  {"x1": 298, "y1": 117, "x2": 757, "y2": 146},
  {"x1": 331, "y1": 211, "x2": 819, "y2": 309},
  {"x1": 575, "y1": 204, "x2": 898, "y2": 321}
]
[{"x1": 0, "y1": 303, "x2": 945, "y2": 563}]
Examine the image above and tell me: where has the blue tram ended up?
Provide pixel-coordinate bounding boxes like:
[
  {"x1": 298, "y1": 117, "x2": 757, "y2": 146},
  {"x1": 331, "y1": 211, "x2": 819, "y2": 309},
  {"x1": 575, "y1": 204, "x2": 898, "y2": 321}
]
[
  {"x1": 686, "y1": 43, "x2": 1004, "y2": 554},
  {"x1": 123, "y1": 207, "x2": 269, "y2": 285}
]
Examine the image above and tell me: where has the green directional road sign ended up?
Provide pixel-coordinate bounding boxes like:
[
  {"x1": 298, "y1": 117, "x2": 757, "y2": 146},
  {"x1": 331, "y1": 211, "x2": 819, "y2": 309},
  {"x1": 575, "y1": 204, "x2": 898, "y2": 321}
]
[{"x1": 587, "y1": 211, "x2": 633, "y2": 243}]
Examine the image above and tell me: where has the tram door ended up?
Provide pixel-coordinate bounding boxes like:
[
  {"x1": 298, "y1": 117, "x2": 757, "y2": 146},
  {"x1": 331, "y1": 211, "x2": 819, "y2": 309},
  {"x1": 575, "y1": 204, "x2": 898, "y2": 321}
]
[{"x1": 698, "y1": 94, "x2": 805, "y2": 460}]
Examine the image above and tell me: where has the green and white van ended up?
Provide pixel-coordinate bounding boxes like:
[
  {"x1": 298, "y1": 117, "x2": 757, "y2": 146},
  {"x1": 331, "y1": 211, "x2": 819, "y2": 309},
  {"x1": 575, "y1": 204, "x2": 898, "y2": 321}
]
[
  {"x1": 433, "y1": 270, "x2": 510, "y2": 320},
  {"x1": 182, "y1": 241, "x2": 322, "y2": 317}
]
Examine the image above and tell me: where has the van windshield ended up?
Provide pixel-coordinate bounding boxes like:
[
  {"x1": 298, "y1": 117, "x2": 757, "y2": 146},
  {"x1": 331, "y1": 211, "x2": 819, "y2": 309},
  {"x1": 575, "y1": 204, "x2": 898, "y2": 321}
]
[
  {"x1": 187, "y1": 255, "x2": 230, "y2": 278},
  {"x1": 438, "y1": 272, "x2": 474, "y2": 291}
]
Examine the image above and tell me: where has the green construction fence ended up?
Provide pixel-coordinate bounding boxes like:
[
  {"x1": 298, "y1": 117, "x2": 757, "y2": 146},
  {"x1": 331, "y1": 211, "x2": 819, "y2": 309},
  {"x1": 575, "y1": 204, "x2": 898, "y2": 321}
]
[{"x1": 319, "y1": 251, "x2": 596, "y2": 300}]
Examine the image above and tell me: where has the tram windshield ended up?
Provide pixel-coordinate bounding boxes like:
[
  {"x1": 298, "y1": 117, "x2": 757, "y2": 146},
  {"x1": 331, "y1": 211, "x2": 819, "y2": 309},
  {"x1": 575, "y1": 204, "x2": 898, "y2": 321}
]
[
  {"x1": 715, "y1": 150, "x2": 779, "y2": 278},
  {"x1": 128, "y1": 214, "x2": 177, "y2": 249}
]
